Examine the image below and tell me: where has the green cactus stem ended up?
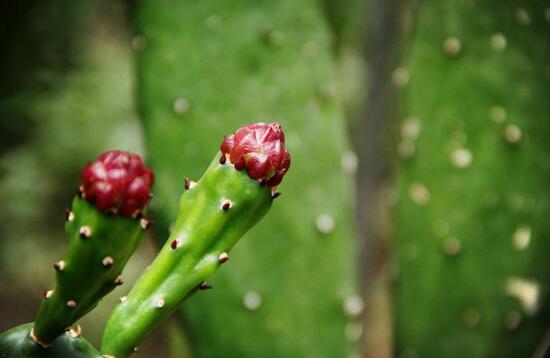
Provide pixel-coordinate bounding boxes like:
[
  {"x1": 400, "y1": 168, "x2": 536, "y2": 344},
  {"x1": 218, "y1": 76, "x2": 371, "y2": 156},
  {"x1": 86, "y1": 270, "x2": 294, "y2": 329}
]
[
  {"x1": 0, "y1": 323, "x2": 100, "y2": 358},
  {"x1": 31, "y1": 150, "x2": 154, "y2": 345},
  {"x1": 100, "y1": 151, "x2": 278, "y2": 357}
]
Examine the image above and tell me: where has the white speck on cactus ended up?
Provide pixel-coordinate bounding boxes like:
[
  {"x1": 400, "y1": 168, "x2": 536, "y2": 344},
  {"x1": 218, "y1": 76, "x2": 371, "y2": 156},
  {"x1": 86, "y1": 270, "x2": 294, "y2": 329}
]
[
  {"x1": 316, "y1": 214, "x2": 335, "y2": 234},
  {"x1": 490, "y1": 33, "x2": 507, "y2": 51},
  {"x1": 54, "y1": 260, "x2": 66, "y2": 271},
  {"x1": 66, "y1": 300, "x2": 77, "y2": 308},
  {"x1": 408, "y1": 183, "x2": 430, "y2": 205},
  {"x1": 243, "y1": 291, "x2": 262, "y2": 311},
  {"x1": 392, "y1": 67, "x2": 409, "y2": 88},
  {"x1": 173, "y1": 97, "x2": 190, "y2": 115},
  {"x1": 67, "y1": 211, "x2": 75, "y2": 222},
  {"x1": 343, "y1": 295, "x2": 364, "y2": 317},
  {"x1": 505, "y1": 277, "x2": 540, "y2": 315},
  {"x1": 513, "y1": 226, "x2": 531, "y2": 250},
  {"x1": 504, "y1": 124, "x2": 522, "y2": 144},
  {"x1": 119, "y1": 296, "x2": 127, "y2": 303},
  {"x1": 79, "y1": 226, "x2": 91, "y2": 239},
  {"x1": 401, "y1": 117, "x2": 421, "y2": 140},
  {"x1": 102, "y1": 256, "x2": 114, "y2": 268},
  {"x1": 443, "y1": 37, "x2": 461, "y2": 57},
  {"x1": 489, "y1": 106, "x2": 507, "y2": 124},
  {"x1": 451, "y1": 147, "x2": 473, "y2": 168},
  {"x1": 516, "y1": 9, "x2": 531, "y2": 26},
  {"x1": 156, "y1": 298, "x2": 165, "y2": 308},
  {"x1": 341, "y1": 150, "x2": 358, "y2": 173},
  {"x1": 442, "y1": 237, "x2": 461, "y2": 256}
]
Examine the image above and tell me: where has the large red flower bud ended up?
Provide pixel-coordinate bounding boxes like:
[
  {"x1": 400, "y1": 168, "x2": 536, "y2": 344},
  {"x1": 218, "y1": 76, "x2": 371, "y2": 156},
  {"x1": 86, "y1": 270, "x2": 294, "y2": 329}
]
[
  {"x1": 220, "y1": 122, "x2": 291, "y2": 186},
  {"x1": 80, "y1": 151, "x2": 154, "y2": 217}
]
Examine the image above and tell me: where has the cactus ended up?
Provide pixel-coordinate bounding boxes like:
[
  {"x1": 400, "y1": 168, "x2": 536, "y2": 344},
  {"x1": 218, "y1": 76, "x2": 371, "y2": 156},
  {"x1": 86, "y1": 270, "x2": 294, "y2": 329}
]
[
  {"x1": 391, "y1": 1, "x2": 550, "y2": 357},
  {"x1": 131, "y1": 0, "x2": 357, "y2": 356},
  {"x1": 0, "y1": 323, "x2": 100, "y2": 358},
  {"x1": 101, "y1": 123, "x2": 290, "y2": 357},
  {"x1": 31, "y1": 151, "x2": 154, "y2": 345}
]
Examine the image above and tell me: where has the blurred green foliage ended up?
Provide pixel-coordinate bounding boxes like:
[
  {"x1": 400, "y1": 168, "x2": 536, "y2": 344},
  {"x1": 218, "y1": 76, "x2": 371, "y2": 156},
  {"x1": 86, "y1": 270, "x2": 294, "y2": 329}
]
[{"x1": 393, "y1": 1, "x2": 550, "y2": 356}]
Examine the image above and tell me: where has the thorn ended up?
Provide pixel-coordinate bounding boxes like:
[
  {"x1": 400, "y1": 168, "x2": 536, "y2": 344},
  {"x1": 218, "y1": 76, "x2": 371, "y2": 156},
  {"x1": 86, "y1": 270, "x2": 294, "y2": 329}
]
[
  {"x1": 76, "y1": 186, "x2": 84, "y2": 199},
  {"x1": 79, "y1": 226, "x2": 91, "y2": 239},
  {"x1": 184, "y1": 177, "x2": 196, "y2": 190},
  {"x1": 221, "y1": 199, "x2": 233, "y2": 211},
  {"x1": 133, "y1": 347, "x2": 139, "y2": 353},
  {"x1": 66, "y1": 300, "x2": 77, "y2": 308},
  {"x1": 219, "y1": 154, "x2": 227, "y2": 165},
  {"x1": 156, "y1": 298, "x2": 165, "y2": 308},
  {"x1": 271, "y1": 191, "x2": 281, "y2": 199},
  {"x1": 115, "y1": 276, "x2": 124, "y2": 286},
  {"x1": 131, "y1": 209, "x2": 142, "y2": 219},
  {"x1": 199, "y1": 281, "x2": 212, "y2": 290},
  {"x1": 170, "y1": 239, "x2": 180, "y2": 250},
  {"x1": 54, "y1": 260, "x2": 66, "y2": 271},
  {"x1": 68, "y1": 325, "x2": 82, "y2": 338},
  {"x1": 42, "y1": 289, "x2": 54, "y2": 298},
  {"x1": 218, "y1": 252, "x2": 229, "y2": 264},
  {"x1": 140, "y1": 217, "x2": 152, "y2": 230},
  {"x1": 65, "y1": 209, "x2": 75, "y2": 222},
  {"x1": 102, "y1": 256, "x2": 114, "y2": 268},
  {"x1": 119, "y1": 296, "x2": 127, "y2": 303}
]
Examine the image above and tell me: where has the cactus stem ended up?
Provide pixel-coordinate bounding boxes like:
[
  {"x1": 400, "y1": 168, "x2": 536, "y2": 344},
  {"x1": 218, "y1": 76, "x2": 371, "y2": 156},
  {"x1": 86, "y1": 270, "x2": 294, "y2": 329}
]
[
  {"x1": 79, "y1": 226, "x2": 91, "y2": 239},
  {"x1": 140, "y1": 217, "x2": 152, "y2": 230},
  {"x1": 119, "y1": 296, "x2": 127, "y2": 303},
  {"x1": 102, "y1": 256, "x2": 115, "y2": 268},
  {"x1": 42, "y1": 289, "x2": 54, "y2": 298},
  {"x1": 30, "y1": 328, "x2": 50, "y2": 348},
  {"x1": 66, "y1": 300, "x2": 77, "y2": 308},
  {"x1": 219, "y1": 154, "x2": 227, "y2": 164},
  {"x1": 155, "y1": 298, "x2": 165, "y2": 308},
  {"x1": 221, "y1": 199, "x2": 233, "y2": 211},
  {"x1": 184, "y1": 177, "x2": 196, "y2": 190},
  {"x1": 170, "y1": 239, "x2": 180, "y2": 250},
  {"x1": 115, "y1": 276, "x2": 124, "y2": 286},
  {"x1": 218, "y1": 252, "x2": 229, "y2": 264},
  {"x1": 199, "y1": 282, "x2": 213, "y2": 290},
  {"x1": 53, "y1": 260, "x2": 66, "y2": 271},
  {"x1": 65, "y1": 209, "x2": 75, "y2": 222}
]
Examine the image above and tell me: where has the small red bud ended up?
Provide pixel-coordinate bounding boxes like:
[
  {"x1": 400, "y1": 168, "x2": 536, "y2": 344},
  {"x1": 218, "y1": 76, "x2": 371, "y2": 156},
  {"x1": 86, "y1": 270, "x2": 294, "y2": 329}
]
[
  {"x1": 80, "y1": 151, "x2": 154, "y2": 217},
  {"x1": 220, "y1": 123, "x2": 291, "y2": 186}
]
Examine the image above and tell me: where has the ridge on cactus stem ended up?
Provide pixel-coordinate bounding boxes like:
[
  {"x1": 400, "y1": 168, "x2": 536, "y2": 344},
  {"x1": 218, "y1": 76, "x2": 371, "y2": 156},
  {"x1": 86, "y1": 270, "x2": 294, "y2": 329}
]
[
  {"x1": 220, "y1": 122, "x2": 291, "y2": 186},
  {"x1": 80, "y1": 150, "x2": 154, "y2": 218},
  {"x1": 30, "y1": 150, "x2": 154, "y2": 346},
  {"x1": 100, "y1": 123, "x2": 291, "y2": 357}
]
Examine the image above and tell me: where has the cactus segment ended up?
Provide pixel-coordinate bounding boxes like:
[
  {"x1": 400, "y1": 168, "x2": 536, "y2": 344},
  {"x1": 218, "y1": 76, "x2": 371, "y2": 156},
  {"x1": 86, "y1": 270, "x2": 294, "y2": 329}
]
[
  {"x1": 100, "y1": 154, "x2": 275, "y2": 357},
  {"x1": 0, "y1": 323, "x2": 100, "y2": 358},
  {"x1": 32, "y1": 196, "x2": 147, "y2": 344}
]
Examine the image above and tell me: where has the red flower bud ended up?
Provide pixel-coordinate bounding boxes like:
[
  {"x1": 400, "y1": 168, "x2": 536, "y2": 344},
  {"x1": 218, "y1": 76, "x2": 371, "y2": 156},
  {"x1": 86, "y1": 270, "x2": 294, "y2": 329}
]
[
  {"x1": 80, "y1": 151, "x2": 154, "y2": 217},
  {"x1": 220, "y1": 123, "x2": 291, "y2": 186}
]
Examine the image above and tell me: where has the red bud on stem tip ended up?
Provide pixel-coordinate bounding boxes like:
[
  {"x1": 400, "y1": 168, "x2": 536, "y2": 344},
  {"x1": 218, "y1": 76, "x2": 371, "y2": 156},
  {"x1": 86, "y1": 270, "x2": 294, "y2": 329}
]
[
  {"x1": 220, "y1": 123, "x2": 291, "y2": 186},
  {"x1": 80, "y1": 151, "x2": 154, "y2": 217}
]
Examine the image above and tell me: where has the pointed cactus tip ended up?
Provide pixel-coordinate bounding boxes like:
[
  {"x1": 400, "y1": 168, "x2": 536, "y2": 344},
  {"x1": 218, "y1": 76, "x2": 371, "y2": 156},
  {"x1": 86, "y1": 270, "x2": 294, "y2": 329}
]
[
  {"x1": 220, "y1": 122, "x2": 291, "y2": 186},
  {"x1": 140, "y1": 217, "x2": 152, "y2": 230},
  {"x1": 199, "y1": 282, "x2": 213, "y2": 290},
  {"x1": 184, "y1": 177, "x2": 196, "y2": 190},
  {"x1": 80, "y1": 150, "x2": 155, "y2": 217},
  {"x1": 65, "y1": 209, "x2": 75, "y2": 221}
]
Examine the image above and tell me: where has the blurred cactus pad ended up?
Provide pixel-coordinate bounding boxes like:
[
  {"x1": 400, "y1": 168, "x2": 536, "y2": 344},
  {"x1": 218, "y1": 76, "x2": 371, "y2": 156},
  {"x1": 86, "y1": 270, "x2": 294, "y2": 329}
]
[
  {"x1": 392, "y1": 1, "x2": 550, "y2": 357},
  {"x1": 132, "y1": 0, "x2": 357, "y2": 357}
]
